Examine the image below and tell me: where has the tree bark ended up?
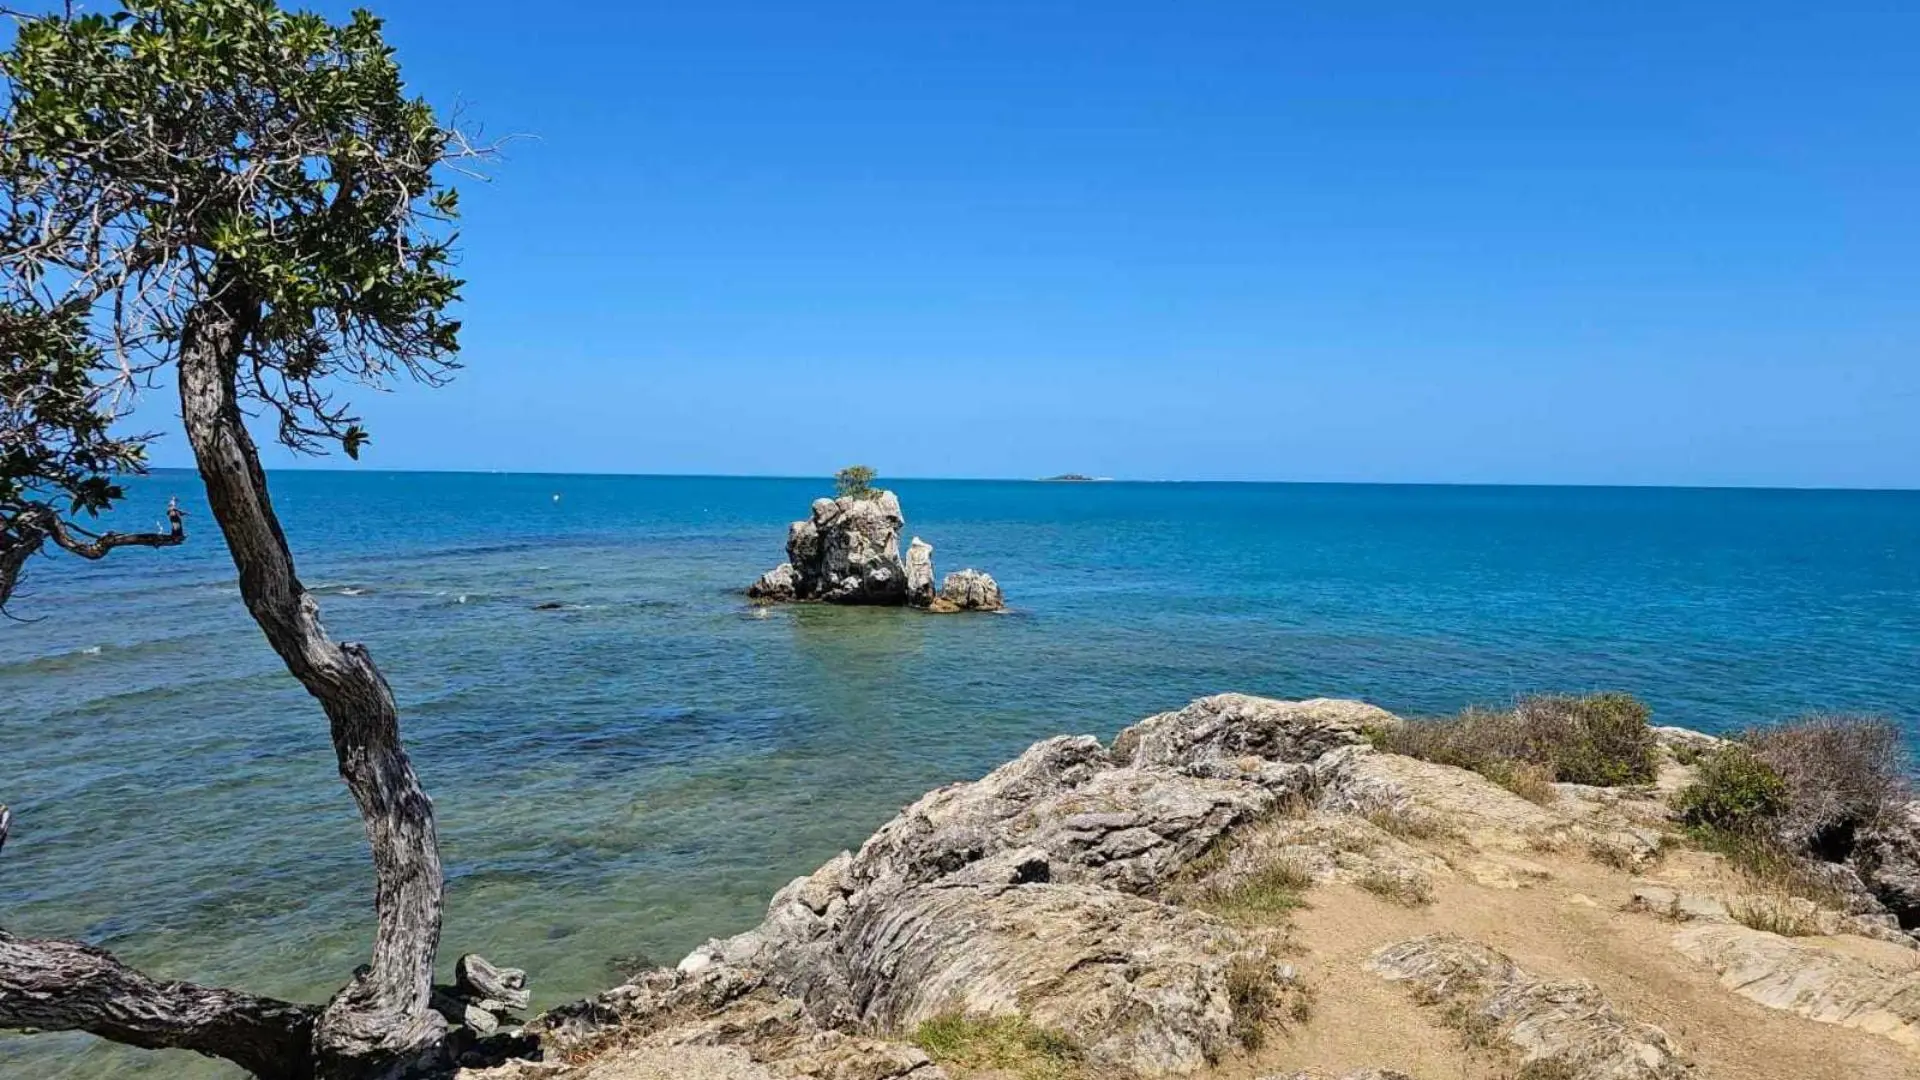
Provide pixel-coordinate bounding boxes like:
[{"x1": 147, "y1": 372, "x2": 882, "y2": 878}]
[
  {"x1": 175, "y1": 292, "x2": 447, "y2": 1076},
  {"x1": 0, "y1": 931, "x2": 317, "y2": 1080},
  {"x1": 0, "y1": 523, "x2": 40, "y2": 611}
]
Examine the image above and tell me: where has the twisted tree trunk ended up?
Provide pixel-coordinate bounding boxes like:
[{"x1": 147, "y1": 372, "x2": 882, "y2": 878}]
[
  {"x1": 175, "y1": 293, "x2": 447, "y2": 1077},
  {"x1": 0, "y1": 932, "x2": 317, "y2": 1080}
]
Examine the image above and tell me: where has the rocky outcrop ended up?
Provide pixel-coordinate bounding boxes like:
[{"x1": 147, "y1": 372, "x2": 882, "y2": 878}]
[
  {"x1": 931, "y1": 569, "x2": 1002, "y2": 612},
  {"x1": 522, "y1": 697, "x2": 1374, "y2": 1077},
  {"x1": 904, "y1": 538, "x2": 935, "y2": 608},
  {"x1": 1369, "y1": 935, "x2": 1690, "y2": 1079},
  {"x1": 745, "y1": 493, "x2": 910, "y2": 605},
  {"x1": 1855, "y1": 801, "x2": 1920, "y2": 930},
  {"x1": 1672, "y1": 923, "x2": 1920, "y2": 1048},
  {"x1": 747, "y1": 563, "x2": 801, "y2": 603},
  {"x1": 748, "y1": 493, "x2": 1002, "y2": 611},
  {"x1": 475, "y1": 695, "x2": 1920, "y2": 1080}
]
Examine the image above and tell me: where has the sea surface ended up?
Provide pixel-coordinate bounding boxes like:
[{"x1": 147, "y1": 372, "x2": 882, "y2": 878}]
[{"x1": 3, "y1": 472, "x2": 1918, "y2": 1077}]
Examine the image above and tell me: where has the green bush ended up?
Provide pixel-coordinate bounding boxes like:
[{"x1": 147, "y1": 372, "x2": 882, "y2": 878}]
[
  {"x1": 835, "y1": 464, "x2": 878, "y2": 499},
  {"x1": 1375, "y1": 692, "x2": 1657, "y2": 790},
  {"x1": 1676, "y1": 746, "x2": 1790, "y2": 831},
  {"x1": 1525, "y1": 692, "x2": 1658, "y2": 787}
]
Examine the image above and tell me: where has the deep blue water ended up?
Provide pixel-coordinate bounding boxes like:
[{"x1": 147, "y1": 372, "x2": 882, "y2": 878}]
[{"x1": 3, "y1": 471, "x2": 1917, "y2": 1077}]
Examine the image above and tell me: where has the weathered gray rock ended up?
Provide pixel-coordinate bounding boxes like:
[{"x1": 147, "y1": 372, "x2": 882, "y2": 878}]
[
  {"x1": 934, "y1": 568, "x2": 1002, "y2": 612},
  {"x1": 1672, "y1": 923, "x2": 1920, "y2": 1047},
  {"x1": 1113, "y1": 694, "x2": 1380, "y2": 770},
  {"x1": 458, "y1": 953, "x2": 532, "y2": 1013},
  {"x1": 665, "y1": 696, "x2": 1376, "y2": 1075},
  {"x1": 904, "y1": 537, "x2": 935, "y2": 608},
  {"x1": 749, "y1": 491, "x2": 1004, "y2": 610},
  {"x1": 745, "y1": 493, "x2": 910, "y2": 604},
  {"x1": 1854, "y1": 800, "x2": 1920, "y2": 932},
  {"x1": 810, "y1": 492, "x2": 909, "y2": 604},
  {"x1": 1369, "y1": 934, "x2": 1689, "y2": 1080},
  {"x1": 748, "y1": 562, "x2": 800, "y2": 602}
]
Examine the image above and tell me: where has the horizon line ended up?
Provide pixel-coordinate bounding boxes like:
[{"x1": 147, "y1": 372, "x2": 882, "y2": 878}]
[{"x1": 137, "y1": 465, "x2": 1920, "y2": 495}]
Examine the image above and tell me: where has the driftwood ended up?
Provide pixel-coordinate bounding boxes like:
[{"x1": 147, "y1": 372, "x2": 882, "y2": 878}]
[{"x1": 177, "y1": 294, "x2": 449, "y2": 1076}]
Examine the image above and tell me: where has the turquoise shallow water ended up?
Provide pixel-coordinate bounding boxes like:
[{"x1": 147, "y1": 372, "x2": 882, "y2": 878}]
[{"x1": 3, "y1": 472, "x2": 1918, "y2": 1077}]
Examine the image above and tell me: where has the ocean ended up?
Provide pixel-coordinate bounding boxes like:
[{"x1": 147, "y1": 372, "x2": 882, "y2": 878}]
[{"x1": 2, "y1": 471, "x2": 1917, "y2": 1077}]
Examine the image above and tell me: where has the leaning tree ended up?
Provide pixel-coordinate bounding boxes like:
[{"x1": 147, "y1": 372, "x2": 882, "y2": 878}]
[{"x1": 0, "y1": 2, "x2": 503, "y2": 1076}]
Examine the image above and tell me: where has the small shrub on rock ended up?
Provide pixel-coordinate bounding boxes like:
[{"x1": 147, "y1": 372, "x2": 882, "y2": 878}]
[
  {"x1": 1676, "y1": 746, "x2": 1790, "y2": 832},
  {"x1": 1743, "y1": 715, "x2": 1909, "y2": 858},
  {"x1": 1375, "y1": 692, "x2": 1657, "y2": 791},
  {"x1": 834, "y1": 464, "x2": 879, "y2": 500},
  {"x1": 1521, "y1": 692, "x2": 1658, "y2": 786}
]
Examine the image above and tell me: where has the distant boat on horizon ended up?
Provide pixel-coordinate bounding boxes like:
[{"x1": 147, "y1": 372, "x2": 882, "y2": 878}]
[{"x1": 1038, "y1": 473, "x2": 1112, "y2": 482}]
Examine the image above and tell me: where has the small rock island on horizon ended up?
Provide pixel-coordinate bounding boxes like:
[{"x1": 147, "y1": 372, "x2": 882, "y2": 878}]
[{"x1": 747, "y1": 469, "x2": 1004, "y2": 612}]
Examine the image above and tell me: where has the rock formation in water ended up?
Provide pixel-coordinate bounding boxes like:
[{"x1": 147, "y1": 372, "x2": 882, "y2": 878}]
[
  {"x1": 904, "y1": 537, "x2": 936, "y2": 608},
  {"x1": 933, "y1": 568, "x2": 1002, "y2": 612},
  {"x1": 747, "y1": 491, "x2": 1003, "y2": 611},
  {"x1": 463, "y1": 694, "x2": 1920, "y2": 1080}
]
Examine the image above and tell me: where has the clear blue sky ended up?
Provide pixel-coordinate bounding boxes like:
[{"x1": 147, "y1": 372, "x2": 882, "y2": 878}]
[{"x1": 144, "y1": 1, "x2": 1918, "y2": 486}]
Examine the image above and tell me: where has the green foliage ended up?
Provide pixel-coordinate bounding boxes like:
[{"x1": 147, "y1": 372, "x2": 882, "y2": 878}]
[
  {"x1": 913, "y1": 1013, "x2": 1085, "y2": 1080},
  {"x1": 0, "y1": 301, "x2": 147, "y2": 517},
  {"x1": 1377, "y1": 692, "x2": 1658, "y2": 790},
  {"x1": 1676, "y1": 746, "x2": 1790, "y2": 831},
  {"x1": 1, "y1": 0, "x2": 472, "y2": 457},
  {"x1": 835, "y1": 464, "x2": 878, "y2": 499},
  {"x1": 1529, "y1": 692, "x2": 1658, "y2": 786},
  {"x1": 2, "y1": 0, "x2": 479, "y2": 599}
]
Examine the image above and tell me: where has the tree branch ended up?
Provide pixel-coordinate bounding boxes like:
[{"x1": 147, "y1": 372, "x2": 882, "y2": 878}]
[
  {"x1": 176, "y1": 290, "x2": 446, "y2": 1077},
  {"x1": 39, "y1": 499, "x2": 185, "y2": 559},
  {"x1": 0, "y1": 930, "x2": 317, "y2": 1080}
]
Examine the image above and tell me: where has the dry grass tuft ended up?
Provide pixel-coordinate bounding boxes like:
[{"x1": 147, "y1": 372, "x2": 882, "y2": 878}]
[
  {"x1": 1441, "y1": 998, "x2": 1502, "y2": 1050},
  {"x1": 1728, "y1": 894, "x2": 1822, "y2": 937},
  {"x1": 1223, "y1": 954, "x2": 1313, "y2": 1053},
  {"x1": 1366, "y1": 804, "x2": 1454, "y2": 842},
  {"x1": 1687, "y1": 824, "x2": 1853, "y2": 910},
  {"x1": 1191, "y1": 859, "x2": 1314, "y2": 924},
  {"x1": 913, "y1": 1012, "x2": 1086, "y2": 1080},
  {"x1": 1356, "y1": 867, "x2": 1434, "y2": 906}
]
